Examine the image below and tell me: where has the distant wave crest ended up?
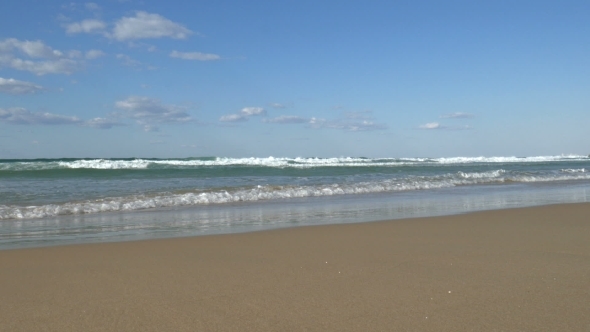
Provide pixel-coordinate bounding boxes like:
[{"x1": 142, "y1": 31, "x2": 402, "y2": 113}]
[{"x1": 0, "y1": 155, "x2": 588, "y2": 171}]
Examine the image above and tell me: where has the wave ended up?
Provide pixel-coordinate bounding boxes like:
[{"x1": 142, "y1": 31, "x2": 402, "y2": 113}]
[
  {"x1": 1, "y1": 155, "x2": 588, "y2": 171},
  {"x1": 561, "y1": 168, "x2": 586, "y2": 173},
  {"x1": 2, "y1": 168, "x2": 590, "y2": 220}
]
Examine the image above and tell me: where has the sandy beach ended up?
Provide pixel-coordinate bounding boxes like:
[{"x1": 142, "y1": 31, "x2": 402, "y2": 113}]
[{"x1": 1, "y1": 203, "x2": 589, "y2": 331}]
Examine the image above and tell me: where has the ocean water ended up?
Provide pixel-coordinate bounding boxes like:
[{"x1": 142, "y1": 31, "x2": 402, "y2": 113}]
[{"x1": 1, "y1": 155, "x2": 590, "y2": 249}]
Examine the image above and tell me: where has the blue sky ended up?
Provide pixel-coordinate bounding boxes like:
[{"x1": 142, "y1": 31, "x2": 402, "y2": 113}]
[{"x1": 0, "y1": 0, "x2": 588, "y2": 158}]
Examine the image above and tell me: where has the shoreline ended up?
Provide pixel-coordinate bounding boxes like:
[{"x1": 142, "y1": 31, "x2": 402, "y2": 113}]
[
  {"x1": 2, "y1": 202, "x2": 590, "y2": 331},
  {"x1": 3, "y1": 188, "x2": 590, "y2": 251}
]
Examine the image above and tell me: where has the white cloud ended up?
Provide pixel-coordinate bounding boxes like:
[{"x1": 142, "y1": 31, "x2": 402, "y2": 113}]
[
  {"x1": 9, "y1": 58, "x2": 79, "y2": 75},
  {"x1": 0, "y1": 77, "x2": 45, "y2": 95},
  {"x1": 0, "y1": 107, "x2": 82, "y2": 125},
  {"x1": 84, "y1": 117, "x2": 125, "y2": 129},
  {"x1": 345, "y1": 120, "x2": 388, "y2": 132},
  {"x1": 418, "y1": 122, "x2": 471, "y2": 130},
  {"x1": 0, "y1": 38, "x2": 86, "y2": 75},
  {"x1": 240, "y1": 107, "x2": 266, "y2": 116},
  {"x1": 85, "y1": 49, "x2": 105, "y2": 59},
  {"x1": 112, "y1": 11, "x2": 192, "y2": 41},
  {"x1": 419, "y1": 122, "x2": 443, "y2": 129},
  {"x1": 0, "y1": 38, "x2": 62, "y2": 58},
  {"x1": 169, "y1": 50, "x2": 220, "y2": 61},
  {"x1": 440, "y1": 112, "x2": 474, "y2": 119},
  {"x1": 65, "y1": 19, "x2": 106, "y2": 34},
  {"x1": 115, "y1": 96, "x2": 192, "y2": 131},
  {"x1": 219, "y1": 107, "x2": 266, "y2": 122},
  {"x1": 263, "y1": 115, "x2": 308, "y2": 124},
  {"x1": 219, "y1": 114, "x2": 248, "y2": 122}
]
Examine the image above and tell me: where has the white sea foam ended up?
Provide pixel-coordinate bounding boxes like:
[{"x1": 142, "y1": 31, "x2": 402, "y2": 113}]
[
  {"x1": 1, "y1": 155, "x2": 588, "y2": 171},
  {"x1": 561, "y1": 168, "x2": 586, "y2": 173},
  {"x1": 58, "y1": 159, "x2": 151, "y2": 169},
  {"x1": 434, "y1": 155, "x2": 586, "y2": 164},
  {"x1": 458, "y1": 170, "x2": 506, "y2": 179}
]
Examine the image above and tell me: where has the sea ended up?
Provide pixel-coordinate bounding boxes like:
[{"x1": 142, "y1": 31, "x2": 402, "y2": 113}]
[{"x1": 1, "y1": 155, "x2": 590, "y2": 250}]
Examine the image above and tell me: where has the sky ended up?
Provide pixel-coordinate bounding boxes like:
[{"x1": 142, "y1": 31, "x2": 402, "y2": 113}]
[{"x1": 0, "y1": 0, "x2": 589, "y2": 158}]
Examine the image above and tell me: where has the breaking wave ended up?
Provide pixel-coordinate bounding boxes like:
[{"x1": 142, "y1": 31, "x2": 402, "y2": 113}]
[
  {"x1": 2, "y1": 168, "x2": 590, "y2": 220},
  {"x1": 0, "y1": 155, "x2": 588, "y2": 171}
]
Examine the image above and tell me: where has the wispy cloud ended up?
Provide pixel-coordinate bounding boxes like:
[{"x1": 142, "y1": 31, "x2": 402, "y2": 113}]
[
  {"x1": 114, "y1": 53, "x2": 156, "y2": 71},
  {"x1": 116, "y1": 53, "x2": 141, "y2": 67},
  {"x1": 219, "y1": 107, "x2": 266, "y2": 122},
  {"x1": 84, "y1": 117, "x2": 126, "y2": 129},
  {"x1": 439, "y1": 112, "x2": 474, "y2": 119},
  {"x1": 85, "y1": 49, "x2": 105, "y2": 59},
  {"x1": 0, "y1": 38, "x2": 63, "y2": 58},
  {"x1": 241, "y1": 107, "x2": 265, "y2": 116},
  {"x1": 228, "y1": 107, "x2": 388, "y2": 132},
  {"x1": 111, "y1": 11, "x2": 192, "y2": 41},
  {"x1": 85, "y1": 2, "x2": 100, "y2": 11},
  {"x1": 269, "y1": 103, "x2": 288, "y2": 109},
  {"x1": 262, "y1": 114, "x2": 388, "y2": 131},
  {"x1": 308, "y1": 110, "x2": 387, "y2": 132},
  {"x1": 62, "y1": 11, "x2": 195, "y2": 45},
  {"x1": 263, "y1": 115, "x2": 308, "y2": 124},
  {"x1": 0, "y1": 77, "x2": 45, "y2": 95},
  {"x1": 309, "y1": 117, "x2": 387, "y2": 132},
  {"x1": 344, "y1": 110, "x2": 373, "y2": 120},
  {"x1": 115, "y1": 96, "x2": 192, "y2": 131},
  {"x1": 65, "y1": 19, "x2": 106, "y2": 34},
  {"x1": 170, "y1": 50, "x2": 220, "y2": 61},
  {"x1": 219, "y1": 114, "x2": 248, "y2": 122},
  {"x1": 0, "y1": 107, "x2": 82, "y2": 125},
  {"x1": 419, "y1": 122, "x2": 444, "y2": 129},
  {"x1": 418, "y1": 122, "x2": 471, "y2": 130},
  {"x1": 0, "y1": 107, "x2": 129, "y2": 130}
]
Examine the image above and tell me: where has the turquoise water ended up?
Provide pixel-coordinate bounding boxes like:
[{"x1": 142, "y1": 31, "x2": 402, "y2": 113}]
[{"x1": 1, "y1": 155, "x2": 590, "y2": 249}]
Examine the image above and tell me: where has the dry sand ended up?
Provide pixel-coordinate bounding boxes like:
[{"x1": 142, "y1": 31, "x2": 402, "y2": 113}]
[{"x1": 1, "y1": 203, "x2": 590, "y2": 331}]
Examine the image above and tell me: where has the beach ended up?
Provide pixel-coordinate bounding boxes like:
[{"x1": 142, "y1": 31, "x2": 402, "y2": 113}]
[{"x1": 1, "y1": 203, "x2": 589, "y2": 331}]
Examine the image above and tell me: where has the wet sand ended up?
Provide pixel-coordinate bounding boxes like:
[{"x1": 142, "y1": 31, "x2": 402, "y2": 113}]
[{"x1": 1, "y1": 203, "x2": 590, "y2": 331}]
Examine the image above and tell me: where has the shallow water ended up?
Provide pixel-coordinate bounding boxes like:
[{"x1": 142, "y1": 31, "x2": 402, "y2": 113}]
[{"x1": 2, "y1": 179, "x2": 589, "y2": 250}]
